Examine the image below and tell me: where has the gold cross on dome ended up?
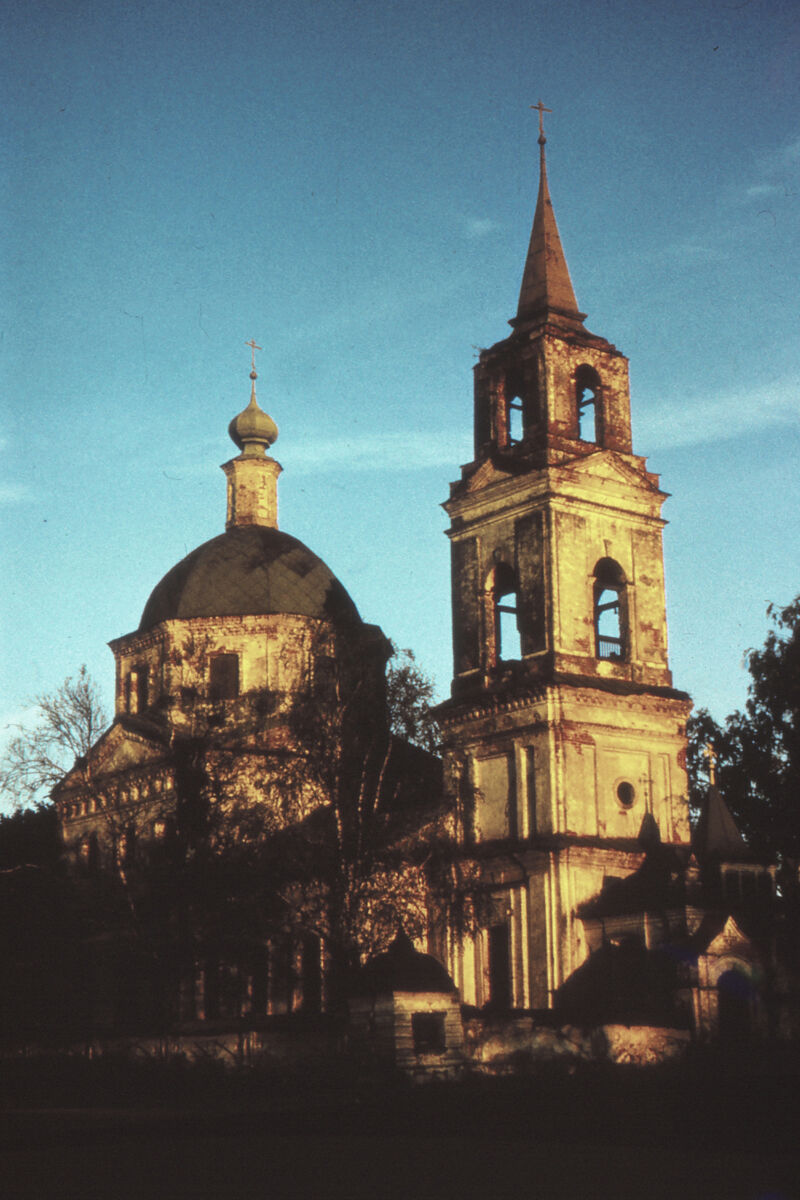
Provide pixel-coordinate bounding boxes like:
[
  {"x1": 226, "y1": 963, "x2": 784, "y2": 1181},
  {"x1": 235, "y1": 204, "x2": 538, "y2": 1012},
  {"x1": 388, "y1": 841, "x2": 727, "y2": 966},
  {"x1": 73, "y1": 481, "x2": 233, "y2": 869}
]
[
  {"x1": 245, "y1": 339, "x2": 262, "y2": 373},
  {"x1": 703, "y1": 742, "x2": 718, "y2": 786},
  {"x1": 530, "y1": 99, "x2": 552, "y2": 139}
]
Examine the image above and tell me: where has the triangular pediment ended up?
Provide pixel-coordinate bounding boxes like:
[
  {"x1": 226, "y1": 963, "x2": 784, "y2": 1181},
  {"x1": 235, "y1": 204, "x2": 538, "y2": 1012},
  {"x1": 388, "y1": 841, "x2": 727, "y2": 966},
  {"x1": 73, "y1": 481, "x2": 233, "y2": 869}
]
[
  {"x1": 453, "y1": 448, "x2": 662, "y2": 503},
  {"x1": 563, "y1": 449, "x2": 662, "y2": 493},
  {"x1": 460, "y1": 456, "x2": 516, "y2": 494},
  {"x1": 56, "y1": 719, "x2": 168, "y2": 793},
  {"x1": 704, "y1": 915, "x2": 754, "y2": 959}
]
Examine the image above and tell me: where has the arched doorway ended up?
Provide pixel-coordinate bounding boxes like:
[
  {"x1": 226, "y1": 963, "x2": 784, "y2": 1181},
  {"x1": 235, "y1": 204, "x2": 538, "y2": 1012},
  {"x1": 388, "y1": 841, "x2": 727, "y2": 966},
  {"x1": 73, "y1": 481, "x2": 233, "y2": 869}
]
[{"x1": 717, "y1": 968, "x2": 754, "y2": 1041}]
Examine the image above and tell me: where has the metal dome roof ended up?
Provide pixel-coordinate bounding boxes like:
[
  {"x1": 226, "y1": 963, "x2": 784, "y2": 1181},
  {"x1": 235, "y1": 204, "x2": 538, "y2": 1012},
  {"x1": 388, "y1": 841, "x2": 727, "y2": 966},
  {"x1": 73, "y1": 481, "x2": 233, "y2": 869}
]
[{"x1": 139, "y1": 525, "x2": 360, "y2": 632}]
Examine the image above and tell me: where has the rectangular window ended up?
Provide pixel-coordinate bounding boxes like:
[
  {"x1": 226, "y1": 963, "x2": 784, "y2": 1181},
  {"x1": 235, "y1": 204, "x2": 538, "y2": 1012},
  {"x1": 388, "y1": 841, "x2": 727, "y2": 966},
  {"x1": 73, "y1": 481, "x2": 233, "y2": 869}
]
[
  {"x1": 209, "y1": 653, "x2": 239, "y2": 701},
  {"x1": 488, "y1": 923, "x2": 511, "y2": 1009},
  {"x1": 412, "y1": 1011, "x2": 446, "y2": 1054},
  {"x1": 525, "y1": 746, "x2": 537, "y2": 837},
  {"x1": 128, "y1": 666, "x2": 148, "y2": 714},
  {"x1": 474, "y1": 754, "x2": 512, "y2": 841},
  {"x1": 497, "y1": 603, "x2": 522, "y2": 661}
]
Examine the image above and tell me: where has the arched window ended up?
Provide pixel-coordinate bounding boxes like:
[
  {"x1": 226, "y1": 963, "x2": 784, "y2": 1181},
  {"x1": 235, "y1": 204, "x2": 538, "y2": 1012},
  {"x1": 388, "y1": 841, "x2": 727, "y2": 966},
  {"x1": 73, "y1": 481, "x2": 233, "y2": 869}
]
[
  {"x1": 487, "y1": 562, "x2": 522, "y2": 664},
  {"x1": 508, "y1": 395, "x2": 524, "y2": 444},
  {"x1": 575, "y1": 365, "x2": 601, "y2": 444},
  {"x1": 593, "y1": 558, "x2": 627, "y2": 661}
]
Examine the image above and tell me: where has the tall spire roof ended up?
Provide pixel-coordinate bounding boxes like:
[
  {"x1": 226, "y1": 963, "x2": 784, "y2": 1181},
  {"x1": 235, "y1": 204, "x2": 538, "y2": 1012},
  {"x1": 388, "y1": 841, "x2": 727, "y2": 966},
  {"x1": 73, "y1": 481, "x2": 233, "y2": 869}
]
[
  {"x1": 693, "y1": 785, "x2": 751, "y2": 862},
  {"x1": 513, "y1": 116, "x2": 583, "y2": 328}
]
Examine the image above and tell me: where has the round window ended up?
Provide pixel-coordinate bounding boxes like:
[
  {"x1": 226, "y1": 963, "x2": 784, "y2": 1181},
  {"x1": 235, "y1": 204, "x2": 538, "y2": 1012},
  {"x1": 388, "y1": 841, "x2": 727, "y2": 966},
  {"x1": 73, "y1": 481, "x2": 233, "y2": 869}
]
[{"x1": 617, "y1": 781, "x2": 635, "y2": 808}]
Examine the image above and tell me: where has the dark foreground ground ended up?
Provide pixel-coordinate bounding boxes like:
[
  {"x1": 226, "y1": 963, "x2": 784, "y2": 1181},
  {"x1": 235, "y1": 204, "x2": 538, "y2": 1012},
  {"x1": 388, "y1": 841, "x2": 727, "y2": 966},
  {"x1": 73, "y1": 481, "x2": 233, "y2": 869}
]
[{"x1": 2, "y1": 1052, "x2": 799, "y2": 1199}]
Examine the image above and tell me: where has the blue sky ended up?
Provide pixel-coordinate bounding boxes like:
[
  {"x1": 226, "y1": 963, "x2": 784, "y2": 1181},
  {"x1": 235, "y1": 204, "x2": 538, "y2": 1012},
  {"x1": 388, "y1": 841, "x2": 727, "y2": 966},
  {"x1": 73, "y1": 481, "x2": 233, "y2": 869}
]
[{"x1": 2, "y1": 0, "x2": 799, "y2": 788}]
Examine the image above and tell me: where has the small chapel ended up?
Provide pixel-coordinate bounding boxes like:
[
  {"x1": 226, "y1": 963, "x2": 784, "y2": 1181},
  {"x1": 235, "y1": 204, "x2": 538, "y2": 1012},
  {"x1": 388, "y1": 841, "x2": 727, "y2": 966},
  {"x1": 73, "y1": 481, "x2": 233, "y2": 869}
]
[{"x1": 54, "y1": 116, "x2": 797, "y2": 1063}]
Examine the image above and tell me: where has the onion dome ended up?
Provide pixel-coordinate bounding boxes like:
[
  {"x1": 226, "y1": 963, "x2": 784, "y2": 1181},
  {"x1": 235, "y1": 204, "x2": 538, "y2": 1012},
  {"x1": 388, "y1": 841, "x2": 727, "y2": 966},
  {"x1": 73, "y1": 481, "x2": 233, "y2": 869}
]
[{"x1": 228, "y1": 370, "x2": 278, "y2": 457}]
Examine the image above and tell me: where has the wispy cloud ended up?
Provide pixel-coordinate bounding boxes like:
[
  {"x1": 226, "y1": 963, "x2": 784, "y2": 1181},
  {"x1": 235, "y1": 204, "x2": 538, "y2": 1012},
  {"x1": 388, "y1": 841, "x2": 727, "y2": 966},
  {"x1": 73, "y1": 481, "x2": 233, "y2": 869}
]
[
  {"x1": 659, "y1": 236, "x2": 724, "y2": 263},
  {"x1": 284, "y1": 429, "x2": 473, "y2": 474},
  {"x1": 744, "y1": 183, "x2": 782, "y2": 200},
  {"x1": 0, "y1": 436, "x2": 27, "y2": 503},
  {"x1": 778, "y1": 136, "x2": 800, "y2": 168},
  {"x1": 0, "y1": 483, "x2": 27, "y2": 504},
  {"x1": 733, "y1": 134, "x2": 800, "y2": 206},
  {"x1": 638, "y1": 375, "x2": 799, "y2": 451},
  {"x1": 171, "y1": 429, "x2": 473, "y2": 480},
  {"x1": 461, "y1": 216, "x2": 498, "y2": 240}
]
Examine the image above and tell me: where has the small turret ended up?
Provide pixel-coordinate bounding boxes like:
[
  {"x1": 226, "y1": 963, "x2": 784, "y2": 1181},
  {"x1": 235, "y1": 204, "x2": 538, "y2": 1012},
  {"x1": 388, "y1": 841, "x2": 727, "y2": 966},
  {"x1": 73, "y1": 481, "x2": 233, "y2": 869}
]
[{"x1": 222, "y1": 341, "x2": 282, "y2": 530}]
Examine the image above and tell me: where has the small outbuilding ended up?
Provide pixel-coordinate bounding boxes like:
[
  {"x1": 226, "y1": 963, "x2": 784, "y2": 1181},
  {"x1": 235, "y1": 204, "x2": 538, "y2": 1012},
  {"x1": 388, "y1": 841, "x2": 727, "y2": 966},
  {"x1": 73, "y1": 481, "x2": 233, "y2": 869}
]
[{"x1": 349, "y1": 931, "x2": 465, "y2": 1080}]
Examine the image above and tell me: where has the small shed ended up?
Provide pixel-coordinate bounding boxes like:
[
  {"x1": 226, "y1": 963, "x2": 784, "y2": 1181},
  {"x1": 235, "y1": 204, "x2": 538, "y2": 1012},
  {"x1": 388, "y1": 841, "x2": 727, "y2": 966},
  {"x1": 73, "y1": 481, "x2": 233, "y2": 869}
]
[{"x1": 349, "y1": 931, "x2": 465, "y2": 1079}]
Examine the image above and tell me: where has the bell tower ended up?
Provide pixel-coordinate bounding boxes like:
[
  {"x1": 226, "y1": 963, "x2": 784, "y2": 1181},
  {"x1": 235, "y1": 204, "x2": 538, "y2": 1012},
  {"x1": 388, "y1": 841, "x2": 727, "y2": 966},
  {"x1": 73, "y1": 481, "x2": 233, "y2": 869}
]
[{"x1": 438, "y1": 112, "x2": 692, "y2": 1011}]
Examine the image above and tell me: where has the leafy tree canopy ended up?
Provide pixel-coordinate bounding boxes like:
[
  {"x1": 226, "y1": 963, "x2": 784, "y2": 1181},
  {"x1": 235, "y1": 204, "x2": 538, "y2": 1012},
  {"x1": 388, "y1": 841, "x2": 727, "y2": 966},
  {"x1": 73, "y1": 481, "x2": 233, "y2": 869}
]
[
  {"x1": 386, "y1": 646, "x2": 439, "y2": 753},
  {"x1": 687, "y1": 595, "x2": 800, "y2": 860}
]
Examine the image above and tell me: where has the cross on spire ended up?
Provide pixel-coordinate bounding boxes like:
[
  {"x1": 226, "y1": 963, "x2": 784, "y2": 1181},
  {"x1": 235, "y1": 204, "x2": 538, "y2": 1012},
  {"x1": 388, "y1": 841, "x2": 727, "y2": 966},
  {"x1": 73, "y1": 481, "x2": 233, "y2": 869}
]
[
  {"x1": 245, "y1": 338, "x2": 262, "y2": 375},
  {"x1": 530, "y1": 99, "x2": 552, "y2": 142}
]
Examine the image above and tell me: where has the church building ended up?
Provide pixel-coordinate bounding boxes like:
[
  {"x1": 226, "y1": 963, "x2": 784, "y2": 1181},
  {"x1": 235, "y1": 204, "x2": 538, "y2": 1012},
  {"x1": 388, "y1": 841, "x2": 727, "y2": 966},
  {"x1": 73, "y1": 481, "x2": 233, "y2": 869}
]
[
  {"x1": 52, "y1": 116, "x2": 795, "y2": 1056},
  {"x1": 54, "y1": 352, "x2": 433, "y2": 1021}
]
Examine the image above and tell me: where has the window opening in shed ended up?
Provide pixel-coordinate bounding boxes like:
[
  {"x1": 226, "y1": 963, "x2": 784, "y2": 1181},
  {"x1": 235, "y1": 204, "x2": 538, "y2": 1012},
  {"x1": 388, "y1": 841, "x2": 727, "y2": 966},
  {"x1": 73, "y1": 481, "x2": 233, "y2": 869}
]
[{"x1": 412, "y1": 1011, "x2": 447, "y2": 1054}]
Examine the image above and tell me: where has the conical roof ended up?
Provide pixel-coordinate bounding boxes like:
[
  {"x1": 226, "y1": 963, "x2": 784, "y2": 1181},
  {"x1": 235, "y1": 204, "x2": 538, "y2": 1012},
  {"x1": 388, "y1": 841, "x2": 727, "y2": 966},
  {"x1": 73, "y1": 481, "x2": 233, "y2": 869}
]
[
  {"x1": 514, "y1": 136, "x2": 583, "y2": 326},
  {"x1": 693, "y1": 786, "x2": 751, "y2": 862}
]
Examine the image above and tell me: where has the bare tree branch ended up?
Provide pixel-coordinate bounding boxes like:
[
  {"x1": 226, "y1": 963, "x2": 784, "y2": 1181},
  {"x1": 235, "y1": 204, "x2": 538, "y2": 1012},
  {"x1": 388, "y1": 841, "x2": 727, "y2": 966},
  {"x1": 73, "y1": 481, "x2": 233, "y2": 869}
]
[{"x1": 0, "y1": 667, "x2": 108, "y2": 809}]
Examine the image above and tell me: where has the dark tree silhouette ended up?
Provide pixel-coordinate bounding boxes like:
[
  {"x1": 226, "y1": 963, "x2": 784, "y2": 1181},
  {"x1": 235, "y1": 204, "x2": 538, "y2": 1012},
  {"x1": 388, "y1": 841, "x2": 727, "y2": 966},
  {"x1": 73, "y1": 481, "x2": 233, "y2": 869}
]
[
  {"x1": 386, "y1": 646, "x2": 439, "y2": 753},
  {"x1": 687, "y1": 595, "x2": 800, "y2": 860}
]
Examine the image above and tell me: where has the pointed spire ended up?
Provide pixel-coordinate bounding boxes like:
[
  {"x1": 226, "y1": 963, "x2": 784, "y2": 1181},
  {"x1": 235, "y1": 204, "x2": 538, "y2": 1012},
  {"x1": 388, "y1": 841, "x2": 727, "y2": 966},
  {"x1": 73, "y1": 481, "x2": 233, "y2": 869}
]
[
  {"x1": 513, "y1": 108, "x2": 583, "y2": 328},
  {"x1": 693, "y1": 785, "x2": 751, "y2": 863}
]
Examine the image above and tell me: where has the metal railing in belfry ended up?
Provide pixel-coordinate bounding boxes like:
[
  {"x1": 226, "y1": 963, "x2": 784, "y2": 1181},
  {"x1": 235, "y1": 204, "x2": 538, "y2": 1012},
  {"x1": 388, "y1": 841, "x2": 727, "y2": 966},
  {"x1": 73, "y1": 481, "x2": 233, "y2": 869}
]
[{"x1": 597, "y1": 636, "x2": 623, "y2": 660}]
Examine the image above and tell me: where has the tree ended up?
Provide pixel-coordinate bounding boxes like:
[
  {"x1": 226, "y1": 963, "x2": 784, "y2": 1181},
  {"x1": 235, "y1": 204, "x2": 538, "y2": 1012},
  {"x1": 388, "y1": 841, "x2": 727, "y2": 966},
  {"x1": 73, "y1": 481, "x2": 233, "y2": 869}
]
[
  {"x1": 0, "y1": 666, "x2": 108, "y2": 810},
  {"x1": 0, "y1": 803, "x2": 61, "y2": 871},
  {"x1": 687, "y1": 595, "x2": 800, "y2": 860},
  {"x1": 0, "y1": 671, "x2": 109, "y2": 1043},
  {"x1": 386, "y1": 646, "x2": 439, "y2": 753},
  {"x1": 2, "y1": 644, "x2": 471, "y2": 1029}
]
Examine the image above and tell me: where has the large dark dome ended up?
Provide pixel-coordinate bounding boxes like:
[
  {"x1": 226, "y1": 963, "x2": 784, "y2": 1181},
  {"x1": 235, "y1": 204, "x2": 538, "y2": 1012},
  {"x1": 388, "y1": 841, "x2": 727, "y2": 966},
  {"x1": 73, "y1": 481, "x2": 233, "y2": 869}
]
[{"x1": 139, "y1": 525, "x2": 360, "y2": 632}]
